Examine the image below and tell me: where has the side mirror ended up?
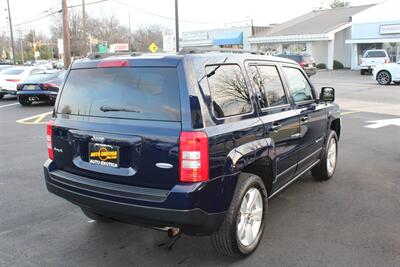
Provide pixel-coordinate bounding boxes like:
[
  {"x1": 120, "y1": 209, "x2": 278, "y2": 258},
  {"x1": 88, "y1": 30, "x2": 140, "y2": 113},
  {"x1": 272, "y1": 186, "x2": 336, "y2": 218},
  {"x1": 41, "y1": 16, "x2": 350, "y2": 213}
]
[{"x1": 320, "y1": 87, "x2": 335, "y2": 102}]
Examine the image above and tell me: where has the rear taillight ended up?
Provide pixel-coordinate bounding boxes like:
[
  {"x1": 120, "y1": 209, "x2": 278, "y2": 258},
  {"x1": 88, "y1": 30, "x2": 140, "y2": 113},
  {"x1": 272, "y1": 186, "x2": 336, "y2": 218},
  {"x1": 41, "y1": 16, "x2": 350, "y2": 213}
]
[
  {"x1": 40, "y1": 83, "x2": 59, "y2": 90},
  {"x1": 47, "y1": 120, "x2": 54, "y2": 160},
  {"x1": 179, "y1": 131, "x2": 209, "y2": 183},
  {"x1": 5, "y1": 79, "x2": 20, "y2": 82},
  {"x1": 97, "y1": 60, "x2": 129, "y2": 68},
  {"x1": 299, "y1": 61, "x2": 306, "y2": 67}
]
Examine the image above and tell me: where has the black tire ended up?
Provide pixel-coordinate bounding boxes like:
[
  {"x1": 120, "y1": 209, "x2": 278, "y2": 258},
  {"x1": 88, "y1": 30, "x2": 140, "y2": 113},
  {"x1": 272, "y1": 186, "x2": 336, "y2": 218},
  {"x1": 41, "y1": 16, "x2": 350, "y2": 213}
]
[
  {"x1": 377, "y1": 70, "x2": 392, "y2": 85},
  {"x1": 18, "y1": 97, "x2": 32, "y2": 106},
  {"x1": 211, "y1": 173, "x2": 268, "y2": 257},
  {"x1": 311, "y1": 130, "x2": 338, "y2": 181},
  {"x1": 81, "y1": 208, "x2": 113, "y2": 223},
  {"x1": 393, "y1": 81, "x2": 400, "y2": 85},
  {"x1": 0, "y1": 94, "x2": 4, "y2": 99},
  {"x1": 360, "y1": 69, "x2": 365, "y2": 75}
]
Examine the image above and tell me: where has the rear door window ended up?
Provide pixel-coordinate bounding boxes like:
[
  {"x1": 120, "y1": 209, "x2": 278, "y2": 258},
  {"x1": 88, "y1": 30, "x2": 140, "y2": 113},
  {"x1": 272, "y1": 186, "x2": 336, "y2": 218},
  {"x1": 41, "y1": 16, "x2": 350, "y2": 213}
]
[
  {"x1": 206, "y1": 64, "x2": 252, "y2": 118},
  {"x1": 57, "y1": 67, "x2": 181, "y2": 121}
]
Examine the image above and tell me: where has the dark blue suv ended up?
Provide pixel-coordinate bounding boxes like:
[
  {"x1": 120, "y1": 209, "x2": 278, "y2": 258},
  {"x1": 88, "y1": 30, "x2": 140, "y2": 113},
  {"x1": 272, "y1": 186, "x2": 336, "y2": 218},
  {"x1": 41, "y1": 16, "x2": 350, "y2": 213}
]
[{"x1": 44, "y1": 49, "x2": 341, "y2": 257}]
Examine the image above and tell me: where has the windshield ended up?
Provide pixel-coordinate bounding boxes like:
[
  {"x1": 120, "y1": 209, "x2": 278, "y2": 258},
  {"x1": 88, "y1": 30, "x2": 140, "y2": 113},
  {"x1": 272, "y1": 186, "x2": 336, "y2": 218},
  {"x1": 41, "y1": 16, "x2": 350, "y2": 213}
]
[{"x1": 57, "y1": 67, "x2": 181, "y2": 121}]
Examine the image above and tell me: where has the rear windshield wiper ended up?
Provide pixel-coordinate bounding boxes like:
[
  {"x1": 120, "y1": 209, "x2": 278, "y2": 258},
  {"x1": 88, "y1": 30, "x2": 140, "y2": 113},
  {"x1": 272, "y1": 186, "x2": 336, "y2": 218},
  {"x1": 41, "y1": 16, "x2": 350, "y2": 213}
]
[{"x1": 99, "y1": 106, "x2": 140, "y2": 113}]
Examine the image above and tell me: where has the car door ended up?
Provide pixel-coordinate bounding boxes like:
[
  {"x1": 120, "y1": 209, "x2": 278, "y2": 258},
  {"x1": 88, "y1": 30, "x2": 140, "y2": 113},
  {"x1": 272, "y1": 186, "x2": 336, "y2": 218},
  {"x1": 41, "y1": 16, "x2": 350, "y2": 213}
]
[
  {"x1": 281, "y1": 65, "x2": 328, "y2": 175},
  {"x1": 247, "y1": 63, "x2": 301, "y2": 188}
]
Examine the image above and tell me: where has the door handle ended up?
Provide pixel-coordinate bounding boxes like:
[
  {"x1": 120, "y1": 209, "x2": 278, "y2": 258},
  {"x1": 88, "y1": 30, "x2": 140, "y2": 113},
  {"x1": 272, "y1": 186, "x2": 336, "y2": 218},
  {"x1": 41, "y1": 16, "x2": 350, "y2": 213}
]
[
  {"x1": 269, "y1": 122, "x2": 282, "y2": 132},
  {"x1": 301, "y1": 115, "x2": 309, "y2": 123}
]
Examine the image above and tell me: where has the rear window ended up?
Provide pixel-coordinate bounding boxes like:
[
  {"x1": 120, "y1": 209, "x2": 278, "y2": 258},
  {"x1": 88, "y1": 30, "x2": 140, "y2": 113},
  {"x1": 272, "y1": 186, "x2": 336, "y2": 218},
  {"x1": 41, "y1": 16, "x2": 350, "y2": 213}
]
[
  {"x1": 365, "y1": 51, "x2": 387, "y2": 58},
  {"x1": 2, "y1": 68, "x2": 25, "y2": 75},
  {"x1": 57, "y1": 67, "x2": 181, "y2": 121},
  {"x1": 287, "y1": 55, "x2": 302, "y2": 62}
]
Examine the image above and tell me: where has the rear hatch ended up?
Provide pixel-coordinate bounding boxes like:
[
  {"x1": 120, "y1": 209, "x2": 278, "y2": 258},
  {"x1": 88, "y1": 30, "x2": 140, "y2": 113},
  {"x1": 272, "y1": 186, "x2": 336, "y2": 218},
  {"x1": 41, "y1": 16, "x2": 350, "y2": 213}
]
[
  {"x1": 361, "y1": 50, "x2": 389, "y2": 66},
  {"x1": 52, "y1": 62, "x2": 182, "y2": 190}
]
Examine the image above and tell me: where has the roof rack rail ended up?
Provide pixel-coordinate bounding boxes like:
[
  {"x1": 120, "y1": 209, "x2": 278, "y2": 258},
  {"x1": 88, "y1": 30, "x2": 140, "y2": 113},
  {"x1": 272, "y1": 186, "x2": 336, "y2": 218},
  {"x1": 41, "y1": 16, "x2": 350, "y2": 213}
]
[
  {"x1": 178, "y1": 47, "x2": 265, "y2": 55},
  {"x1": 87, "y1": 52, "x2": 142, "y2": 59}
]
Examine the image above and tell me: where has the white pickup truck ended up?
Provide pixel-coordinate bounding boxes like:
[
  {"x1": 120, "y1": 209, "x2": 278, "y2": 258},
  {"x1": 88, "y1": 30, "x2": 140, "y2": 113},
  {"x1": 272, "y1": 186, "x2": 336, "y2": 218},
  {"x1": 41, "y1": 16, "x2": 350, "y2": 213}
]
[{"x1": 360, "y1": 49, "x2": 390, "y2": 75}]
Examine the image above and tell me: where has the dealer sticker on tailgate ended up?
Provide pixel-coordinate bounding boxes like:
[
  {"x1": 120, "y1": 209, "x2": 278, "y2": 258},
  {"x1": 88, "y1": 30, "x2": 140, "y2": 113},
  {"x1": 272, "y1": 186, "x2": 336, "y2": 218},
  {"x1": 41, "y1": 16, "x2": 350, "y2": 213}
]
[{"x1": 89, "y1": 143, "x2": 119, "y2": 168}]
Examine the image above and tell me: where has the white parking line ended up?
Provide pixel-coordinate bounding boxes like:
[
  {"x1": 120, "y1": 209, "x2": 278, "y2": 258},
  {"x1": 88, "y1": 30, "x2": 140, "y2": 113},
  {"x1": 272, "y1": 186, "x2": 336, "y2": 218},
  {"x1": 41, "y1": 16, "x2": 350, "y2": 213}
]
[{"x1": 0, "y1": 103, "x2": 19, "y2": 108}]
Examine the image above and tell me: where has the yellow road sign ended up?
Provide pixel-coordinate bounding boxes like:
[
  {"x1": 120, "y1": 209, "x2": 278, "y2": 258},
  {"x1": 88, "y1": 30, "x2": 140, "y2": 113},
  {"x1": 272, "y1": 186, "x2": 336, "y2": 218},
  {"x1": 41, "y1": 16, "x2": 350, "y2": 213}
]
[{"x1": 148, "y1": 42, "x2": 158, "y2": 53}]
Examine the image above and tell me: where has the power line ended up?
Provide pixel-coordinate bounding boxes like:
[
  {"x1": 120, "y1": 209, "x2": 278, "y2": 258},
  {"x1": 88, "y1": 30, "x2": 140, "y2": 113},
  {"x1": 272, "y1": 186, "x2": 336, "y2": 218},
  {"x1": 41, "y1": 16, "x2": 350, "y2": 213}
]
[
  {"x1": 112, "y1": 0, "x2": 212, "y2": 25},
  {"x1": 1, "y1": 0, "x2": 111, "y2": 30}
]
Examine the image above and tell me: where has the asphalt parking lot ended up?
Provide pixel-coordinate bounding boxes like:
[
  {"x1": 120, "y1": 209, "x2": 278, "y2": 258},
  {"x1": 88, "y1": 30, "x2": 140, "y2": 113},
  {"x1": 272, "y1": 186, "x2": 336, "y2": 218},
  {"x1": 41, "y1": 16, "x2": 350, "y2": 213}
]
[{"x1": 0, "y1": 70, "x2": 399, "y2": 266}]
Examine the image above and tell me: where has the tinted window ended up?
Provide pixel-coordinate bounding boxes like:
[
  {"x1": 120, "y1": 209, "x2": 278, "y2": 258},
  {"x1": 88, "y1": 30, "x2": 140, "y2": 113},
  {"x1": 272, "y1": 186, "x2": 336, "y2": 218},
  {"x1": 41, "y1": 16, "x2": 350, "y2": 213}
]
[
  {"x1": 57, "y1": 67, "x2": 181, "y2": 121},
  {"x1": 283, "y1": 67, "x2": 313, "y2": 102},
  {"x1": 206, "y1": 64, "x2": 252, "y2": 118},
  {"x1": 250, "y1": 65, "x2": 288, "y2": 108},
  {"x1": 287, "y1": 55, "x2": 302, "y2": 62},
  {"x1": 365, "y1": 51, "x2": 386, "y2": 58},
  {"x1": 2, "y1": 68, "x2": 25, "y2": 75}
]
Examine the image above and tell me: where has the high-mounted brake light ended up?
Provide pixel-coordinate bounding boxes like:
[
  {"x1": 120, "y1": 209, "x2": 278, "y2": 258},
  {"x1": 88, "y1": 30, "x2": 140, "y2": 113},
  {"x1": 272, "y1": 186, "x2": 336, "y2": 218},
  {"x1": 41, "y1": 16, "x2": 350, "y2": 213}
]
[
  {"x1": 47, "y1": 120, "x2": 54, "y2": 160},
  {"x1": 97, "y1": 60, "x2": 129, "y2": 68},
  {"x1": 179, "y1": 131, "x2": 209, "y2": 183}
]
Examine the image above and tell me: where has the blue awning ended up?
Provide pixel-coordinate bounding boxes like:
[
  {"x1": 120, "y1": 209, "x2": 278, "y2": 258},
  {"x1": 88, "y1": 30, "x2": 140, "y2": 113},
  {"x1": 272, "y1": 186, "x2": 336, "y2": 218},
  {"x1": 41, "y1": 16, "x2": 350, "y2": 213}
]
[{"x1": 213, "y1": 32, "x2": 243, "y2": 46}]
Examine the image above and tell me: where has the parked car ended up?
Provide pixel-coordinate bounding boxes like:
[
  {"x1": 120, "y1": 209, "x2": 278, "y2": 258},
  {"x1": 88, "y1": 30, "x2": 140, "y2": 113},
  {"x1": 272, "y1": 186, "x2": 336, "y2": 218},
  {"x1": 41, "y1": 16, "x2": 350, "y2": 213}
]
[
  {"x1": 372, "y1": 60, "x2": 400, "y2": 85},
  {"x1": 360, "y1": 49, "x2": 390, "y2": 75},
  {"x1": 0, "y1": 65, "x2": 13, "y2": 73},
  {"x1": 52, "y1": 61, "x2": 64, "y2": 69},
  {"x1": 0, "y1": 66, "x2": 46, "y2": 99},
  {"x1": 43, "y1": 49, "x2": 341, "y2": 257},
  {"x1": 33, "y1": 60, "x2": 53, "y2": 70},
  {"x1": 276, "y1": 53, "x2": 317, "y2": 77},
  {"x1": 16, "y1": 70, "x2": 66, "y2": 105}
]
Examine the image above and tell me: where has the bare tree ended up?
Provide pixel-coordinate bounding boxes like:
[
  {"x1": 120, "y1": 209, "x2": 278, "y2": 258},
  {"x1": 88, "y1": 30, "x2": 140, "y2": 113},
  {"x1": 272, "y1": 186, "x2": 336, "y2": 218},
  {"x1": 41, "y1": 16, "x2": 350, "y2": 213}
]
[
  {"x1": 131, "y1": 24, "x2": 164, "y2": 52},
  {"x1": 330, "y1": 0, "x2": 350, "y2": 8}
]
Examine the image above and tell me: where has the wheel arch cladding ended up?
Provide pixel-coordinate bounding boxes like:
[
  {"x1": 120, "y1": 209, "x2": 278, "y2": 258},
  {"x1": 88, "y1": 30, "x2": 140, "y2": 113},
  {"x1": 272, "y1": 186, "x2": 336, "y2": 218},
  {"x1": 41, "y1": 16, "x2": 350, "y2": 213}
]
[{"x1": 330, "y1": 118, "x2": 341, "y2": 140}]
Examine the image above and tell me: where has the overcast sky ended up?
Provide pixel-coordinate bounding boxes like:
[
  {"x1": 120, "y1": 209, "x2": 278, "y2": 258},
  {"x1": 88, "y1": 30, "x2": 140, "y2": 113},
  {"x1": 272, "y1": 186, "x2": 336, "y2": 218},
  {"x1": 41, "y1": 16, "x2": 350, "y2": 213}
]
[{"x1": 1, "y1": 0, "x2": 381, "y2": 36}]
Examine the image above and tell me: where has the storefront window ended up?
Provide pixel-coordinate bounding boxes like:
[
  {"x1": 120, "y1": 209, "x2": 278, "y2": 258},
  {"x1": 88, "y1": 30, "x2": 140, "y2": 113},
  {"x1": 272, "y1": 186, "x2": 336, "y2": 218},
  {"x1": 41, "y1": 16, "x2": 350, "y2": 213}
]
[
  {"x1": 383, "y1": 42, "x2": 400, "y2": 62},
  {"x1": 256, "y1": 44, "x2": 280, "y2": 55},
  {"x1": 357, "y1": 42, "x2": 400, "y2": 63},
  {"x1": 282, "y1": 43, "x2": 307, "y2": 54}
]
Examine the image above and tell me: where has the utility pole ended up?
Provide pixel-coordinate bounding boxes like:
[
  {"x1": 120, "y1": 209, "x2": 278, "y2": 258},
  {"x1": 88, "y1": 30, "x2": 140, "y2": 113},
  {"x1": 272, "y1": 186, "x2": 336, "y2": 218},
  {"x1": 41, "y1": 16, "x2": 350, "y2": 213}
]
[
  {"x1": 62, "y1": 0, "x2": 71, "y2": 69},
  {"x1": 82, "y1": 0, "x2": 87, "y2": 56},
  {"x1": 19, "y1": 31, "x2": 24, "y2": 64},
  {"x1": 128, "y1": 13, "x2": 131, "y2": 51},
  {"x1": 174, "y1": 0, "x2": 179, "y2": 52},
  {"x1": 6, "y1": 0, "x2": 16, "y2": 64}
]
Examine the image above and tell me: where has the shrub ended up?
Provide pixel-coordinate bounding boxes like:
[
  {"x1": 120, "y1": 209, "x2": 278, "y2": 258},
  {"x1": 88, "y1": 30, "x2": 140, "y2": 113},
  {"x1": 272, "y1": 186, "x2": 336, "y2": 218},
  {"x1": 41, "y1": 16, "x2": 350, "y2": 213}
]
[
  {"x1": 333, "y1": 60, "x2": 344, "y2": 69},
  {"x1": 316, "y1": 63, "x2": 326, "y2": 69}
]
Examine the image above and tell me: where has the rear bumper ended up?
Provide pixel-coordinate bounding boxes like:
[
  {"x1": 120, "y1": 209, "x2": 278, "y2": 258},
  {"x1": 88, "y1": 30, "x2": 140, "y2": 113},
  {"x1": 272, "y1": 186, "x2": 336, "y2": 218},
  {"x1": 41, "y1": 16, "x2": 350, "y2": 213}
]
[
  {"x1": 17, "y1": 91, "x2": 58, "y2": 100},
  {"x1": 44, "y1": 160, "x2": 230, "y2": 235}
]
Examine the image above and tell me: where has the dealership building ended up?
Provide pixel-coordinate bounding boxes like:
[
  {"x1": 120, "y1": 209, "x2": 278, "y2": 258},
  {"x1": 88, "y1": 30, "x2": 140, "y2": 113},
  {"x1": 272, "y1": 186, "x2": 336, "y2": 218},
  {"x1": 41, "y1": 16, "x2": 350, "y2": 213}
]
[
  {"x1": 180, "y1": 26, "x2": 270, "y2": 50},
  {"x1": 179, "y1": 1, "x2": 399, "y2": 70}
]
